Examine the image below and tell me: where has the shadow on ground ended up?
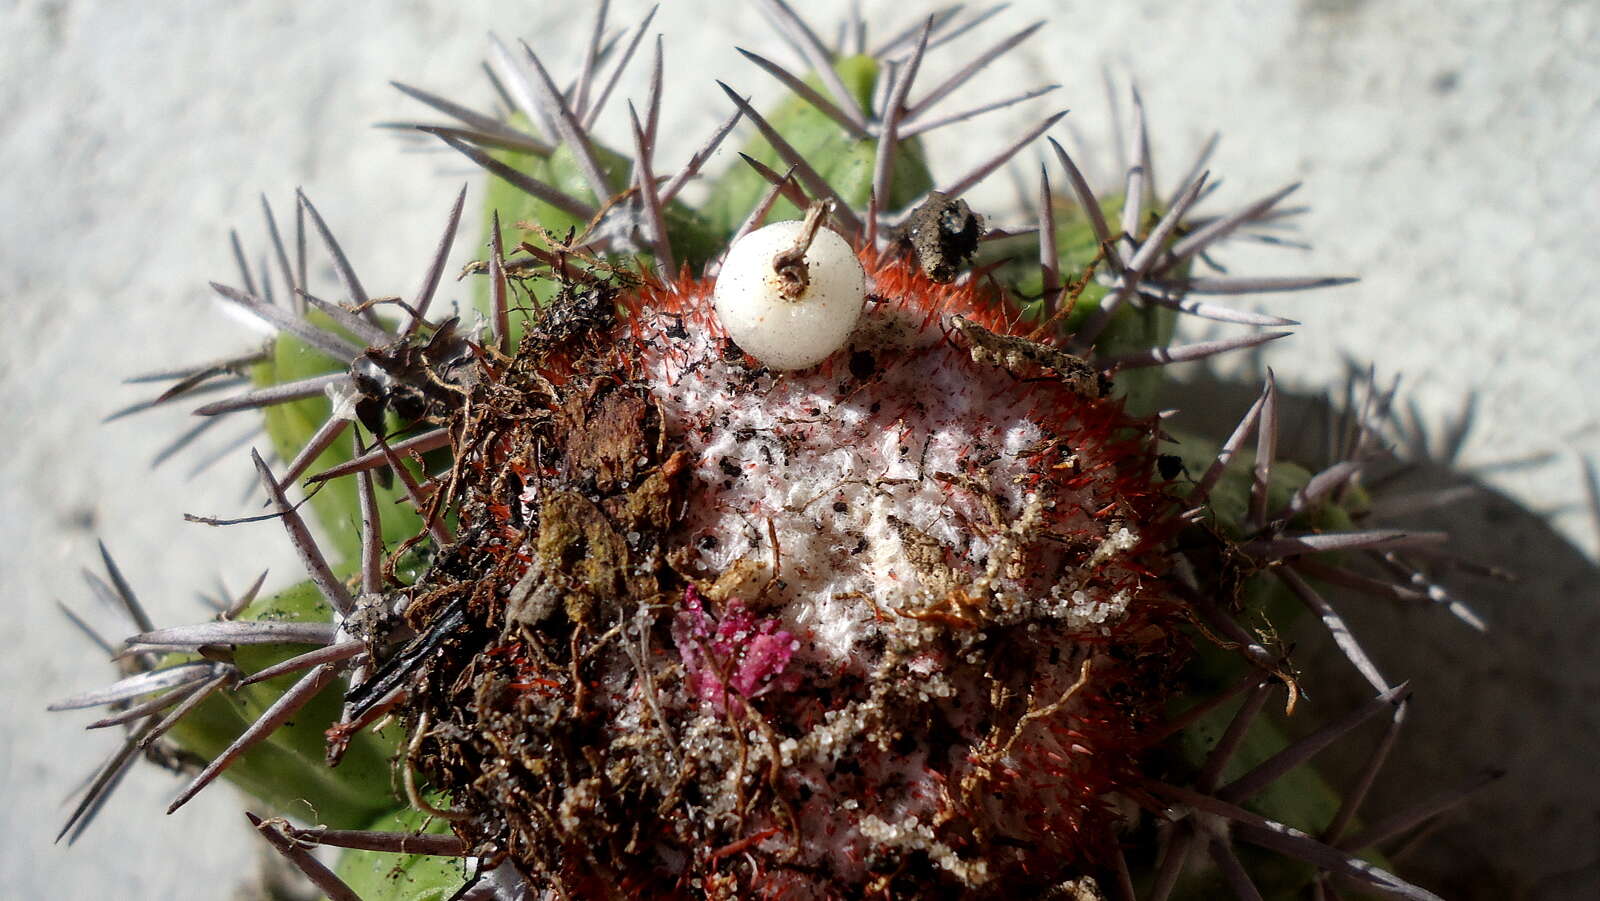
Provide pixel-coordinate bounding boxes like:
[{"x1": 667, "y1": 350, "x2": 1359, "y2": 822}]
[{"x1": 1168, "y1": 372, "x2": 1600, "y2": 901}]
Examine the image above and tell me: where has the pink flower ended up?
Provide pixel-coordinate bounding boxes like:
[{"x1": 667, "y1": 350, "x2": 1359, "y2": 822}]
[{"x1": 672, "y1": 584, "x2": 798, "y2": 709}]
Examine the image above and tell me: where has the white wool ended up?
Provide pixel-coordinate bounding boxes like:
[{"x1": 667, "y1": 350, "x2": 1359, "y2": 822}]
[{"x1": 636, "y1": 295, "x2": 1085, "y2": 662}]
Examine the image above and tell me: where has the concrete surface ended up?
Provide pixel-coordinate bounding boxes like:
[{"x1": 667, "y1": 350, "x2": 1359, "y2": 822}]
[{"x1": 2, "y1": 1, "x2": 1596, "y2": 898}]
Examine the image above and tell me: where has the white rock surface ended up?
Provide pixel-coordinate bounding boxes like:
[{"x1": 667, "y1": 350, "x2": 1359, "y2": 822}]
[{"x1": 2, "y1": 1, "x2": 1595, "y2": 898}]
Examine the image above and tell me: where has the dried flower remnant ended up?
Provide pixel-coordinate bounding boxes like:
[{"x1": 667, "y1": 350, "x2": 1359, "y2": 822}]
[
  {"x1": 897, "y1": 191, "x2": 984, "y2": 283},
  {"x1": 48, "y1": 3, "x2": 1489, "y2": 900}
]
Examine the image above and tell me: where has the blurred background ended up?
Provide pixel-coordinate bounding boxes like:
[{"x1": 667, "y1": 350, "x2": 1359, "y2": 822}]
[{"x1": 2, "y1": 1, "x2": 1596, "y2": 897}]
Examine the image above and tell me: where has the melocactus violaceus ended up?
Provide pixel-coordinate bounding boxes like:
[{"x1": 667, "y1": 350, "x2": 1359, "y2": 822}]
[{"x1": 52, "y1": 4, "x2": 1479, "y2": 899}]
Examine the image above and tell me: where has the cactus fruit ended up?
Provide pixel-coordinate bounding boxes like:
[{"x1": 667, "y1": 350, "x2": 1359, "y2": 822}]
[{"x1": 53, "y1": 4, "x2": 1496, "y2": 899}]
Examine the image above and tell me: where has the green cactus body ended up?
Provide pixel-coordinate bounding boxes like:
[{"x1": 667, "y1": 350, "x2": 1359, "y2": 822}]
[
  {"x1": 336, "y1": 806, "x2": 467, "y2": 901},
  {"x1": 169, "y1": 581, "x2": 402, "y2": 830}
]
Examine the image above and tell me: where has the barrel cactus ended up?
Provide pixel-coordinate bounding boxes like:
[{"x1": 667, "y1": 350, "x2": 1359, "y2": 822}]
[{"x1": 53, "y1": 4, "x2": 1491, "y2": 899}]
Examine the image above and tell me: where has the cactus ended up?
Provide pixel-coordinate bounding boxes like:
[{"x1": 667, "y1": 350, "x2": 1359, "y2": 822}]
[{"x1": 52, "y1": 4, "x2": 1496, "y2": 899}]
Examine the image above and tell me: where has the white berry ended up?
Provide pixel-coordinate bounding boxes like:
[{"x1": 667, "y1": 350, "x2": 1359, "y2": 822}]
[{"x1": 712, "y1": 219, "x2": 866, "y2": 370}]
